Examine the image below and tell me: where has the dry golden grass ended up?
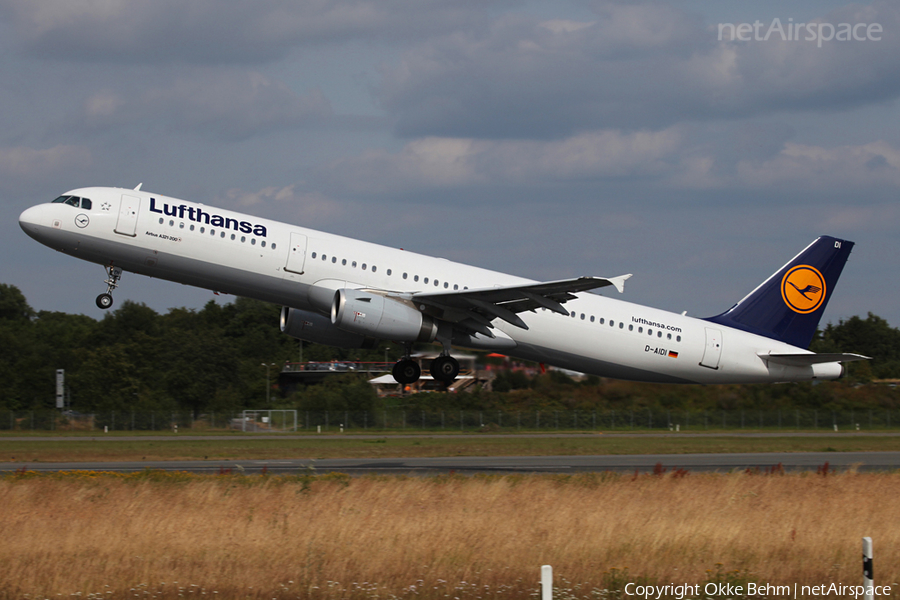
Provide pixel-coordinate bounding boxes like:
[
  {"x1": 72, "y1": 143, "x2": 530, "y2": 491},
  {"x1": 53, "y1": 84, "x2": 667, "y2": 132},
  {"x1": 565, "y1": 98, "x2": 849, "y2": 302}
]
[{"x1": 0, "y1": 471, "x2": 897, "y2": 599}]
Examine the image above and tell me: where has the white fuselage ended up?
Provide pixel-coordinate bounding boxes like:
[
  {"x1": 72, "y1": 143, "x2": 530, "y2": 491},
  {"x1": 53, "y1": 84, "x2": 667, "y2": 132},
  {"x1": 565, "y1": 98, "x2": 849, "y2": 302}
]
[{"x1": 19, "y1": 187, "x2": 841, "y2": 384}]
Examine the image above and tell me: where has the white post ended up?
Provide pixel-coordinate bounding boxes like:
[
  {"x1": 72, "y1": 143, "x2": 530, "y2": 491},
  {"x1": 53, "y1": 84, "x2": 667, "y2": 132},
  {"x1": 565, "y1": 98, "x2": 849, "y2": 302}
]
[
  {"x1": 863, "y1": 537, "x2": 873, "y2": 600},
  {"x1": 541, "y1": 565, "x2": 552, "y2": 600}
]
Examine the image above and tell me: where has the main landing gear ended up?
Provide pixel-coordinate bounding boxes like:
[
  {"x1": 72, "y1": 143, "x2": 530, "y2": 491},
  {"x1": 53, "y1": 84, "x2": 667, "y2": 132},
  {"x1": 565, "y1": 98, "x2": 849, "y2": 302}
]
[
  {"x1": 391, "y1": 352, "x2": 460, "y2": 386},
  {"x1": 96, "y1": 265, "x2": 123, "y2": 309},
  {"x1": 392, "y1": 358, "x2": 421, "y2": 385}
]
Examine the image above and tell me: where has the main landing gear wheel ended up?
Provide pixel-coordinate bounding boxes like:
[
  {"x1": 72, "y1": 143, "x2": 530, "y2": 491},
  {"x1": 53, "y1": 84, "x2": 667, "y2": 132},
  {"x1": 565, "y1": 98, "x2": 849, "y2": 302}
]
[
  {"x1": 96, "y1": 293, "x2": 114, "y2": 309},
  {"x1": 393, "y1": 359, "x2": 421, "y2": 385},
  {"x1": 430, "y1": 355, "x2": 460, "y2": 385}
]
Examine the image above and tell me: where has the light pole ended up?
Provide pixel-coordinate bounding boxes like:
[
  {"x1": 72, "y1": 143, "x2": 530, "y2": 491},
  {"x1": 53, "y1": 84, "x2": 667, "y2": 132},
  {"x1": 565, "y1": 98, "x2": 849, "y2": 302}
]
[{"x1": 261, "y1": 363, "x2": 276, "y2": 405}]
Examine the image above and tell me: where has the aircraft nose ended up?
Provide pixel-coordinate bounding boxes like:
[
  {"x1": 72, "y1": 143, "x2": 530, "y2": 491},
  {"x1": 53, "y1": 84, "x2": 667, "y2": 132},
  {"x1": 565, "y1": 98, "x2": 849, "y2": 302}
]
[{"x1": 19, "y1": 204, "x2": 49, "y2": 238}]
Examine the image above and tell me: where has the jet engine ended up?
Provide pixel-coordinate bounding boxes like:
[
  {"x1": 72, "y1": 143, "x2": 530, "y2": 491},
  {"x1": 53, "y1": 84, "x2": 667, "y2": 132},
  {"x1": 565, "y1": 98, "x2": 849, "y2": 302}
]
[
  {"x1": 280, "y1": 306, "x2": 377, "y2": 349},
  {"x1": 331, "y1": 289, "x2": 437, "y2": 343}
]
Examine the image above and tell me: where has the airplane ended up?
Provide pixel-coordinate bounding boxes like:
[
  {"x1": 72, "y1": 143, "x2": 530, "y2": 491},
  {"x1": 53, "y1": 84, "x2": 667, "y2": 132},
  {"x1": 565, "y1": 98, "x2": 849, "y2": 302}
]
[{"x1": 18, "y1": 185, "x2": 868, "y2": 386}]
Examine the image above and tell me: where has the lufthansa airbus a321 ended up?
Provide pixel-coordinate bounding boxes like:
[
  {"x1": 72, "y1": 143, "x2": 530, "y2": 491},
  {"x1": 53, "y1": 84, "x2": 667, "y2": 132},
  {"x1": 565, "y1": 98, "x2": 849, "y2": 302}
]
[{"x1": 19, "y1": 186, "x2": 867, "y2": 385}]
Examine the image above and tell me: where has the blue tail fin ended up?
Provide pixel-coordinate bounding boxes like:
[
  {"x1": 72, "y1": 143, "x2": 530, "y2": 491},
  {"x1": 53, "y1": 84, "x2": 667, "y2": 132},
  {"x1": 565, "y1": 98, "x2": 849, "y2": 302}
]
[{"x1": 704, "y1": 236, "x2": 854, "y2": 349}]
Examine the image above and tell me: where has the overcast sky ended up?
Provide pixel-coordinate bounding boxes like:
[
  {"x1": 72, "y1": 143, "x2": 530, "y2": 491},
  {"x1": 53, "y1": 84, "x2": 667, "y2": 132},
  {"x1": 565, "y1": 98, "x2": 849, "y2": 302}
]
[{"x1": 3, "y1": 0, "x2": 899, "y2": 330}]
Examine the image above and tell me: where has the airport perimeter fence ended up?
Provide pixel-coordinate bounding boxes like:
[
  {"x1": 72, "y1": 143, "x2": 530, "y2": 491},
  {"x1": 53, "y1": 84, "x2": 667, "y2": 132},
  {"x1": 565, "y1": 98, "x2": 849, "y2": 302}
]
[{"x1": 1, "y1": 408, "x2": 899, "y2": 432}]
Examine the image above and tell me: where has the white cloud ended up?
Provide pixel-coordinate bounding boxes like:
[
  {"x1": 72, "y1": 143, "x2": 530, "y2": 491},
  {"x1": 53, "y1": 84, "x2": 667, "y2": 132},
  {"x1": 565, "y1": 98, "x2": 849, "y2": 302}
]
[
  {"x1": 320, "y1": 128, "x2": 684, "y2": 194},
  {"x1": 0, "y1": 145, "x2": 91, "y2": 182},
  {"x1": 377, "y1": 1, "x2": 900, "y2": 138},
  {"x1": 736, "y1": 140, "x2": 900, "y2": 190},
  {"x1": 222, "y1": 185, "x2": 346, "y2": 223}
]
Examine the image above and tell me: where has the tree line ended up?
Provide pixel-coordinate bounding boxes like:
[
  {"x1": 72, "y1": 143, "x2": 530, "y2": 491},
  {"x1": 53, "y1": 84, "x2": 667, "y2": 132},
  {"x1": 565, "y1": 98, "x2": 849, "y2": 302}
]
[{"x1": 2, "y1": 283, "x2": 899, "y2": 415}]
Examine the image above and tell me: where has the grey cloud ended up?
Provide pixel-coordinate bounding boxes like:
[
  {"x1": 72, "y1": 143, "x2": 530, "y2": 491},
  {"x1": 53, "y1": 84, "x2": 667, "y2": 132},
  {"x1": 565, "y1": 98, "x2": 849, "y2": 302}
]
[
  {"x1": 79, "y1": 71, "x2": 332, "y2": 141},
  {"x1": 0, "y1": 0, "x2": 496, "y2": 65},
  {"x1": 376, "y1": 0, "x2": 900, "y2": 139}
]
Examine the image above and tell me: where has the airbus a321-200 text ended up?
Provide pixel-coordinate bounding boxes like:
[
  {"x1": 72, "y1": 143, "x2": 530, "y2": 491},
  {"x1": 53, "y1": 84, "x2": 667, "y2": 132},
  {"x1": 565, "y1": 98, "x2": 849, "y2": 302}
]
[{"x1": 19, "y1": 185, "x2": 867, "y2": 385}]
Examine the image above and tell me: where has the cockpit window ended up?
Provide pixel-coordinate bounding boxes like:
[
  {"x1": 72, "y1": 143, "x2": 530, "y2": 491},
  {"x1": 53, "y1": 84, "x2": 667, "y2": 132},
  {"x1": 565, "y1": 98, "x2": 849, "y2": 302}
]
[{"x1": 51, "y1": 195, "x2": 91, "y2": 209}]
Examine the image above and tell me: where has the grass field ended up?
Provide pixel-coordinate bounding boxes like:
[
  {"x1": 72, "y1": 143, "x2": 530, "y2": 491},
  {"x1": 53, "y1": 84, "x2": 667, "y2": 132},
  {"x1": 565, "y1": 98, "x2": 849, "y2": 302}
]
[
  {"x1": 1, "y1": 433, "x2": 900, "y2": 463},
  {"x1": 0, "y1": 470, "x2": 896, "y2": 599}
]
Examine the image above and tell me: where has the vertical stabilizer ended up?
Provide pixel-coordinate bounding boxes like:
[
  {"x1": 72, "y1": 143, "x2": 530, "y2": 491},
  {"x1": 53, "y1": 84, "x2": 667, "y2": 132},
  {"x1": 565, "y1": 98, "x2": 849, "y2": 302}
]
[{"x1": 704, "y1": 236, "x2": 854, "y2": 349}]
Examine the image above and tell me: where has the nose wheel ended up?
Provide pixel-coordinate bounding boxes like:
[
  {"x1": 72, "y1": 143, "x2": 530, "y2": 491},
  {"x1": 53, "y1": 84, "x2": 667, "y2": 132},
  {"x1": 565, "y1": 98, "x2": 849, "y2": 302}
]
[{"x1": 96, "y1": 265, "x2": 123, "y2": 309}]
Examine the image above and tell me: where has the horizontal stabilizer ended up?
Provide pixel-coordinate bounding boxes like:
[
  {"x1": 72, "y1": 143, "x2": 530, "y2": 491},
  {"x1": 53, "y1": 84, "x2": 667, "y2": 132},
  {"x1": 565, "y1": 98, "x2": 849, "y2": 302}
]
[{"x1": 758, "y1": 352, "x2": 870, "y2": 367}]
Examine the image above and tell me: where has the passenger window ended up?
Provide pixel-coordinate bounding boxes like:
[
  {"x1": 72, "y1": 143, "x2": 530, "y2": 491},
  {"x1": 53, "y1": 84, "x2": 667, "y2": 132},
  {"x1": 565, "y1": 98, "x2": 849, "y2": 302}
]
[
  {"x1": 200, "y1": 227, "x2": 205, "y2": 233},
  {"x1": 342, "y1": 259, "x2": 347, "y2": 266},
  {"x1": 362, "y1": 263, "x2": 367, "y2": 270},
  {"x1": 251, "y1": 238, "x2": 256, "y2": 245},
  {"x1": 231, "y1": 234, "x2": 236, "y2": 240},
  {"x1": 387, "y1": 269, "x2": 392, "y2": 276},
  {"x1": 639, "y1": 327, "x2": 643, "y2": 333},
  {"x1": 619, "y1": 322, "x2": 624, "y2": 329},
  {"x1": 179, "y1": 223, "x2": 185, "y2": 229},
  {"x1": 424, "y1": 277, "x2": 429, "y2": 284},
  {"x1": 580, "y1": 313, "x2": 585, "y2": 320},
  {"x1": 434, "y1": 279, "x2": 439, "y2": 286},
  {"x1": 590, "y1": 316, "x2": 595, "y2": 323},
  {"x1": 600, "y1": 318, "x2": 605, "y2": 325},
  {"x1": 261, "y1": 241, "x2": 266, "y2": 247},
  {"x1": 169, "y1": 220, "x2": 174, "y2": 226},
  {"x1": 220, "y1": 232, "x2": 225, "y2": 238},
  {"x1": 322, "y1": 254, "x2": 326, "y2": 261},
  {"x1": 352, "y1": 261, "x2": 357, "y2": 268},
  {"x1": 453, "y1": 284, "x2": 458, "y2": 290},
  {"x1": 312, "y1": 252, "x2": 317, "y2": 259},
  {"x1": 610, "y1": 321, "x2": 614, "y2": 327},
  {"x1": 414, "y1": 275, "x2": 419, "y2": 282},
  {"x1": 241, "y1": 236, "x2": 246, "y2": 243},
  {"x1": 676, "y1": 335, "x2": 681, "y2": 342},
  {"x1": 271, "y1": 243, "x2": 276, "y2": 249},
  {"x1": 570, "y1": 311, "x2": 575, "y2": 318},
  {"x1": 332, "y1": 257, "x2": 336, "y2": 263},
  {"x1": 372, "y1": 266, "x2": 377, "y2": 273},
  {"x1": 667, "y1": 333, "x2": 672, "y2": 340},
  {"x1": 403, "y1": 273, "x2": 408, "y2": 279},
  {"x1": 648, "y1": 329, "x2": 653, "y2": 336},
  {"x1": 190, "y1": 224, "x2": 194, "y2": 231},
  {"x1": 658, "y1": 331, "x2": 662, "y2": 338},
  {"x1": 629, "y1": 325, "x2": 633, "y2": 331},
  {"x1": 158, "y1": 218, "x2": 164, "y2": 224},
  {"x1": 444, "y1": 282, "x2": 449, "y2": 289}
]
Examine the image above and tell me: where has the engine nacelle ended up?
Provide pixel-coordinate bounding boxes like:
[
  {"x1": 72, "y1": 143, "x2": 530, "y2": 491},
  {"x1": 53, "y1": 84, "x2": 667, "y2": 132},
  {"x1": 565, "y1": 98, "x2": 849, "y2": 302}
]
[
  {"x1": 280, "y1": 306, "x2": 377, "y2": 349},
  {"x1": 331, "y1": 289, "x2": 437, "y2": 343}
]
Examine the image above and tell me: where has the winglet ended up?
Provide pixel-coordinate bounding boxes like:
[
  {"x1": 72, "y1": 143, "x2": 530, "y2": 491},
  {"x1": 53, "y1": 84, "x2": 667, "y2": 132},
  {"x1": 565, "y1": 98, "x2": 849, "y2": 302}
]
[
  {"x1": 134, "y1": 183, "x2": 143, "y2": 191},
  {"x1": 609, "y1": 274, "x2": 632, "y2": 294}
]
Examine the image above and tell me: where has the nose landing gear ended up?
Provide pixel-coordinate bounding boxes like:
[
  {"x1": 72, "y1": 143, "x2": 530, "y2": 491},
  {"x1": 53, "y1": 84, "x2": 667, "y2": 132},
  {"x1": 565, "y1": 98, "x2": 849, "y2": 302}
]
[{"x1": 96, "y1": 265, "x2": 123, "y2": 309}]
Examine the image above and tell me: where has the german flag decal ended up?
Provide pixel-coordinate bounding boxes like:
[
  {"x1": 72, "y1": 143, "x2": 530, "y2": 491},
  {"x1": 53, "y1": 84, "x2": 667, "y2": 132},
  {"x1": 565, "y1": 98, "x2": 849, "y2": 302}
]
[{"x1": 668, "y1": 350, "x2": 679, "y2": 358}]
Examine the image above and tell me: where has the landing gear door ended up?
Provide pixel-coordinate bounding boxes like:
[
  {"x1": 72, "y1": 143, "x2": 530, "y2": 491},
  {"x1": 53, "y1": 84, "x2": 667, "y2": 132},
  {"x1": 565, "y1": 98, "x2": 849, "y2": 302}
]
[
  {"x1": 285, "y1": 232, "x2": 308, "y2": 275},
  {"x1": 115, "y1": 194, "x2": 141, "y2": 237},
  {"x1": 700, "y1": 327, "x2": 722, "y2": 369}
]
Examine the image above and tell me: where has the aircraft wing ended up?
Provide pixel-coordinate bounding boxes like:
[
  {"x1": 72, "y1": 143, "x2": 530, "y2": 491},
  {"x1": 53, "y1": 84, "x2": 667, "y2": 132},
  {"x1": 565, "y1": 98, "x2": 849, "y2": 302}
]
[
  {"x1": 393, "y1": 275, "x2": 631, "y2": 337},
  {"x1": 758, "y1": 352, "x2": 870, "y2": 367}
]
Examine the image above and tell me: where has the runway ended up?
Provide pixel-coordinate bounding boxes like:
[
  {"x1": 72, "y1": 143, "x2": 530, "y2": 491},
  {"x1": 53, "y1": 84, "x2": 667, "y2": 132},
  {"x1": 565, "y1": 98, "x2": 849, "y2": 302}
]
[{"x1": 2, "y1": 451, "x2": 898, "y2": 475}]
